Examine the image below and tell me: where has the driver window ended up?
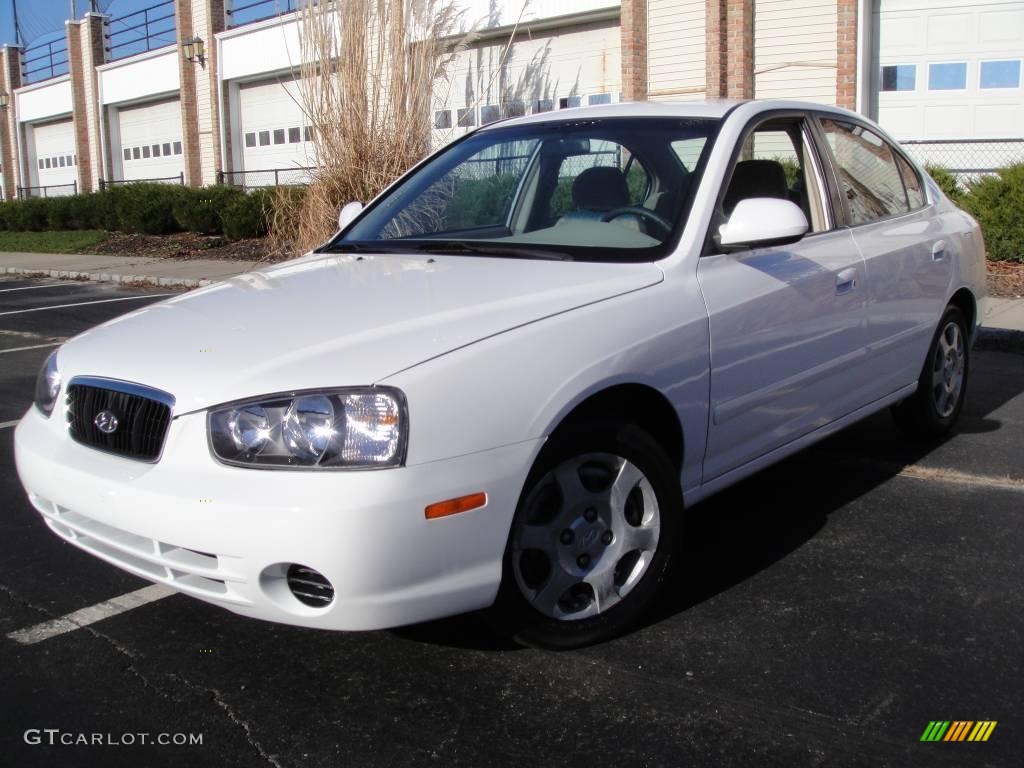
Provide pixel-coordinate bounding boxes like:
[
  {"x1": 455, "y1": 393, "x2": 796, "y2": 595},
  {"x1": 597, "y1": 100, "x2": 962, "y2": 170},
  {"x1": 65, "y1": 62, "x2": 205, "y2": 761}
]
[{"x1": 723, "y1": 119, "x2": 829, "y2": 234}]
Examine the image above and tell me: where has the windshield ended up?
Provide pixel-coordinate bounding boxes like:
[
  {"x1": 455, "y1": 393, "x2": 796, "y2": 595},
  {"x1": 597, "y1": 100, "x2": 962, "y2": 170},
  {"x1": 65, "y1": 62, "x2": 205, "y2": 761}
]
[{"x1": 329, "y1": 117, "x2": 720, "y2": 262}]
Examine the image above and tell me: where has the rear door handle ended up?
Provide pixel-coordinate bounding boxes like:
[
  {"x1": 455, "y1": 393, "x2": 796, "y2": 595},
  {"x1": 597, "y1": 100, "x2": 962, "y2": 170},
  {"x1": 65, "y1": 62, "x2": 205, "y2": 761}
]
[
  {"x1": 932, "y1": 240, "x2": 947, "y2": 261},
  {"x1": 835, "y1": 267, "x2": 858, "y2": 295}
]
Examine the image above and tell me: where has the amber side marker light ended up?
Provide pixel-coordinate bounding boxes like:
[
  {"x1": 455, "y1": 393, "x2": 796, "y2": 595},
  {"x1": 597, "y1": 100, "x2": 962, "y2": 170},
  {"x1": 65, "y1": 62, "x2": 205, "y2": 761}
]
[{"x1": 425, "y1": 492, "x2": 487, "y2": 520}]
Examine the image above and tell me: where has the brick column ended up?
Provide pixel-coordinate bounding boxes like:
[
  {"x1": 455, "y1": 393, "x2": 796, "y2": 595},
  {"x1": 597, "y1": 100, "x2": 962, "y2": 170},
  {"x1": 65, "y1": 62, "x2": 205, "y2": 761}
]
[
  {"x1": 67, "y1": 13, "x2": 108, "y2": 193},
  {"x1": 705, "y1": 0, "x2": 727, "y2": 98},
  {"x1": 620, "y1": 0, "x2": 648, "y2": 101},
  {"x1": 725, "y1": 0, "x2": 754, "y2": 99},
  {"x1": 0, "y1": 45, "x2": 22, "y2": 199},
  {"x1": 836, "y1": 0, "x2": 858, "y2": 110},
  {"x1": 176, "y1": 0, "x2": 227, "y2": 187}
]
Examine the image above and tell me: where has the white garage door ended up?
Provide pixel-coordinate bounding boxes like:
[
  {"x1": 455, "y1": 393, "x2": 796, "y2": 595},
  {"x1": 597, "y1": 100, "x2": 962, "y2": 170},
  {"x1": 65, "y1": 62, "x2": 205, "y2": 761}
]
[
  {"x1": 876, "y1": 0, "x2": 1024, "y2": 142},
  {"x1": 117, "y1": 99, "x2": 184, "y2": 182},
  {"x1": 239, "y1": 78, "x2": 314, "y2": 185},
  {"x1": 31, "y1": 119, "x2": 77, "y2": 194}
]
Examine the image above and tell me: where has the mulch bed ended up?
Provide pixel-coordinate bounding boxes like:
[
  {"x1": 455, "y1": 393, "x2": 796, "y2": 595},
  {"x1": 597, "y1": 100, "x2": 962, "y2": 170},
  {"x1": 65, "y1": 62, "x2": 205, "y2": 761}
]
[
  {"x1": 82, "y1": 232, "x2": 290, "y2": 263},
  {"x1": 987, "y1": 261, "x2": 1024, "y2": 299}
]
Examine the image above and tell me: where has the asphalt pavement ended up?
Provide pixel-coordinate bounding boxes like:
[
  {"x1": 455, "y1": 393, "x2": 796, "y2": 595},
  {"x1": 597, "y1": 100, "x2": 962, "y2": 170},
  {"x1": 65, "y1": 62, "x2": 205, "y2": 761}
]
[{"x1": 0, "y1": 276, "x2": 1021, "y2": 768}]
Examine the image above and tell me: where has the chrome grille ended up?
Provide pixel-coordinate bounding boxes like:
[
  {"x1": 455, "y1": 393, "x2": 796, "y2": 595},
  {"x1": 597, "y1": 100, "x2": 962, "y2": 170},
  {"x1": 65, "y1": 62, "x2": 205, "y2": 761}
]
[{"x1": 66, "y1": 377, "x2": 173, "y2": 462}]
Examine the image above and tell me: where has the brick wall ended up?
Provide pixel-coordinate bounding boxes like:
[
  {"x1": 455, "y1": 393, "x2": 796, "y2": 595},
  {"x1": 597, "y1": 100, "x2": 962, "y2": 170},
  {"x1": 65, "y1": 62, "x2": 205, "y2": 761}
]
[
  {"x1": 620, "y1": 0, "x2": 648, "y2": 101},
  {"x1": 175, "y1": 0, "x2": 202, "y2": 186},
  {"x1": 705, "y1": 0, "x2": 753, "y2": 99},
  {"x1": 705, "y1": 0, "x2": 727, "y2": 98},
  {"x1": 0, "y1": 46, "x2": 23, "y2": 198},
  {"x1": 836, "y1": 0, "x2": 857, "y2": 109}
]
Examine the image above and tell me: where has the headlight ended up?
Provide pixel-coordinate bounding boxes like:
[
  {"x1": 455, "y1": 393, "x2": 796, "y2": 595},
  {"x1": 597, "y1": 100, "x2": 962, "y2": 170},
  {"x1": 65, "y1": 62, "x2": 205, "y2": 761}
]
[
  {"x1": 208, "y1": 388, "x2": 407, "y2": 469},
  {"x1": 34, "y1": 351, "x2": 61, "y2": 416}
]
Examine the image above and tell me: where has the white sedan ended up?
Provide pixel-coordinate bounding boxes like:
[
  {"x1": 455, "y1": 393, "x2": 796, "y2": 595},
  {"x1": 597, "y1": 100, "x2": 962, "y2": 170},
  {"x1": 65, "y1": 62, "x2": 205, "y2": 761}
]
[{"x1": 15, "y1": 100, "x2": 986, "y2": 648}]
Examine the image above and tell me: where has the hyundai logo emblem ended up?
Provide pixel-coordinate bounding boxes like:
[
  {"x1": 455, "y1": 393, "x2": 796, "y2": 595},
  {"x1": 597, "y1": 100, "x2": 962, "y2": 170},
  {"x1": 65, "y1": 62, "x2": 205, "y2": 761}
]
[{"x1": 94, "y1": 410, "x2": 119, "y2": 434}]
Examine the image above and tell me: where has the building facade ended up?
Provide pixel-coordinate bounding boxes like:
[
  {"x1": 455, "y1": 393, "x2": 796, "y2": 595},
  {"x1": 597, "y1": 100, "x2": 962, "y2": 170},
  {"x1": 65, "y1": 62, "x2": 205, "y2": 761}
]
[{"x1": 0, "y1": 0, "x2": 1021, "y2": 199}]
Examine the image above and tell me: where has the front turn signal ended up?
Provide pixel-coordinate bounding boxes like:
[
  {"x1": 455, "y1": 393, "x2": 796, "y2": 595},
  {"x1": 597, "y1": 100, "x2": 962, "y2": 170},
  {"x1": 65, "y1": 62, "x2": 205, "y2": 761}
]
[{"x1": 425, "y1": 492, "x2": 487, "y2": 520}]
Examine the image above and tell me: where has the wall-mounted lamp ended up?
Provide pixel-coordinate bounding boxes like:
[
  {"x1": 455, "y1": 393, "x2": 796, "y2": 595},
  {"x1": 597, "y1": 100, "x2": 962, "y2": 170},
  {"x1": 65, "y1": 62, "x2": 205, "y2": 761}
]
[
  {"x1": 0, "y1": 91, "x2": 8, "y2": 110},
  {"x1": 181, "y1": 36, "x2": 205, "y2": 67}
]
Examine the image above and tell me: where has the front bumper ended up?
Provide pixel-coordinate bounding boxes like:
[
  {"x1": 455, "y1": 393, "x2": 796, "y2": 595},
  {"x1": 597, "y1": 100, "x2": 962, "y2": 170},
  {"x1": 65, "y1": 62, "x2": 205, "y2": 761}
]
[{"x1": 14, "y1": 406, "x2": 541, "y2": 630}]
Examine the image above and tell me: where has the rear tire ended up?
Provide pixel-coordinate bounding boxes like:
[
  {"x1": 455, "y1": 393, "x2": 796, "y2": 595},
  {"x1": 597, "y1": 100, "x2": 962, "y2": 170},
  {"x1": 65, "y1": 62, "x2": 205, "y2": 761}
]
[
  {"x1": 492, "y1": 420, "x2": 683, "y2": 650},
  {"x1": 892, "y1": 305, "x2": 969, "y2": 438}
]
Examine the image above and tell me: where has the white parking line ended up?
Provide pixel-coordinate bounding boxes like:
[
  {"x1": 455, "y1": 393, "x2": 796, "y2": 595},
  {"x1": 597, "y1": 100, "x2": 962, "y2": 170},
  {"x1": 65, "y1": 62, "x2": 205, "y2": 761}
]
[
  {"x1": 0, "y1": 294, "x2": 173, "y2": 317},
  {"x1": 0, "y1": 282, "x2": 71, "y2": 293},
  {"x1": 6, "y1": 584, "x2": 176, "y2": 645},
  {"x1": 0, "y1": 342, "x2": 61, "y2": 355},
  {"x1": 0, "y1": 420, "x2": 19, "y2": 430}
]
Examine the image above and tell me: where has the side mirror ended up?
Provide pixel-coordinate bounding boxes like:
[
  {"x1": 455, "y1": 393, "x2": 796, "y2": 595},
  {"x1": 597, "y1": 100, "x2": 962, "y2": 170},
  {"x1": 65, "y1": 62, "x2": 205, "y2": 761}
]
[
  {"x1": 337, "y1": 201, "x2": 364, "y2": 231},
  {"x1": 717, "y1": 198, "x2": 809, "y2": 250}
]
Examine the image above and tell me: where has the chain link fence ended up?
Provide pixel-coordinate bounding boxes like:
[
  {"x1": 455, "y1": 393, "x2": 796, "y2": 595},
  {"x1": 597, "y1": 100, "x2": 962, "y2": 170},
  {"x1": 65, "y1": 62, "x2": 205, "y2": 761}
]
[
  {"x1": 218, "y1": 167, "x2": 313, "y2": 189},
  {"x1": 900, "y1": 139, "x2": 1024, "y2": 185}
]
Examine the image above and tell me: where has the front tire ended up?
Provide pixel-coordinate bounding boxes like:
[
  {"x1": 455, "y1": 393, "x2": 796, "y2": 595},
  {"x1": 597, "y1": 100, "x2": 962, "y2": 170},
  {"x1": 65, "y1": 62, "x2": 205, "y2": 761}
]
[
  {"x1": 893, "y1": 305, "x2": 969, "y2": 437},
  {"x1": 493, "y1": 421, "x2": 683, "y2": 649}
]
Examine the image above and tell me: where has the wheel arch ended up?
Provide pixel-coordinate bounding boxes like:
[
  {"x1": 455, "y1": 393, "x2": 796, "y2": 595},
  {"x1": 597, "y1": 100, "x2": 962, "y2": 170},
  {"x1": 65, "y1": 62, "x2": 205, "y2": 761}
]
[
  {"x1": 948, "y1": 286, "x2": 977, "y2": 335},
  {"x1": 542, "y1": 383, "x2": 685, "y2": 473}
]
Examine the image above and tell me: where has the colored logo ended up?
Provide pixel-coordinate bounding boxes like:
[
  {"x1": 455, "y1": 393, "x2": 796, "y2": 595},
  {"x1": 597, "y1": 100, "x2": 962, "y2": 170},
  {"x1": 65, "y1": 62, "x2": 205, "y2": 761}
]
[{"x1": 920, "y1": 721, "x2": 997, "y2": 742}]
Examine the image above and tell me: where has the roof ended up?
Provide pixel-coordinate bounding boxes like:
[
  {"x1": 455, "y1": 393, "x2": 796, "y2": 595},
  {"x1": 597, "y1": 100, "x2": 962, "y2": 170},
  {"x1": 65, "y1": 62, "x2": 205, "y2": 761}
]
[{"x1": 480, "y1": 99, "x2": 862, "y2": 130}]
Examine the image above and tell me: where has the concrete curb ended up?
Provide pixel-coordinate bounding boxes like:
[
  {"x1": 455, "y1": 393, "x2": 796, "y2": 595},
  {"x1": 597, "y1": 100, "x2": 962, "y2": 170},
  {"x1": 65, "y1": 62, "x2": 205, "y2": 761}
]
[{"x1": 1, "y1": 265, "x2": 212, "y2": 289}]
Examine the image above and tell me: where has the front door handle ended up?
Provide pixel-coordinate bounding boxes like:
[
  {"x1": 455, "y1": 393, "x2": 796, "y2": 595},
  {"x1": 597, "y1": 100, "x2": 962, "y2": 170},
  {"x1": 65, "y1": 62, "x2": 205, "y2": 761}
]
[
  {"x1": 835, "y1": 267, "x2": 858, "y2": 295},
  {"x1": 932, "y1": 240, "x2": 947, "y2": 261}
]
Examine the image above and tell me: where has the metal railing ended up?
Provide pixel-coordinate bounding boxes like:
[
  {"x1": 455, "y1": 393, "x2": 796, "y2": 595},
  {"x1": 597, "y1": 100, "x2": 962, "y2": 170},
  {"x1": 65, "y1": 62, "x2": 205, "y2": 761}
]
[
  {"x1": 226, "y1": 0, "x2": 298, "y2": 28},
  {"x1": 23, "y1": 38, "x2": 69, "y2": 84},
  {"x1": 18, "y1": 182, "x2": 78, "y2": 199},
  {"x1": 901, "y1": 138, "x2": 1024, "y2": 185},
  {"x1": 99, "y1": 173, "x2": 185, "y2": 190},
  {"x1": 218, "y1": 167, "x2": 313, "y2": 189},
  {"x1": 107, "y1": 0, "x2": 177, "y2": 61}
]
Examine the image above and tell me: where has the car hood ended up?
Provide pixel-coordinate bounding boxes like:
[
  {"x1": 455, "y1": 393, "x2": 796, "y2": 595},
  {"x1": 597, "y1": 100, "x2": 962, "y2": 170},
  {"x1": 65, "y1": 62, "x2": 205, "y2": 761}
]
[{"x1": 57, "y1": 253, "x2": 663, "y2": 412}]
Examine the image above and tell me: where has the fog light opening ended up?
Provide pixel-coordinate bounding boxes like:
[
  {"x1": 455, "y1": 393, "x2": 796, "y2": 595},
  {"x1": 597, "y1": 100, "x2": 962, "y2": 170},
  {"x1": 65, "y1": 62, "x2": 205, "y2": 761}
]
[{"x1": 286, "y1": 564, "x2": 335, "y2": 607}]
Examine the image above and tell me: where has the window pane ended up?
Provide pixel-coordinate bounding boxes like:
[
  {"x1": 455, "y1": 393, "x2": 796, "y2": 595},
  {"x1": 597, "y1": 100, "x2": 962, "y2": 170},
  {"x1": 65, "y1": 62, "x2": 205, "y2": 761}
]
[
  {"x1": 457, "y1": 108, "x2": 475, "y2": 127},
  {"x1": 258, "y1": 131, "x2": 270, "y2": 146},
  {"x1": 503, "y1": 101, "x2": 526, "y2": 118},
  {"x1": 163, "y1": 143, "x2": 171, "y2": 155},
  {"x1": 929, "y1": 62, "x2": 967, "y2": 90},
  {"x1": 152, "y1": 144, "x2": 161, "y2": 157},
  {"x1": 895, "y1": 153, "x2": 924, "y2": 209},
  {"x1": 244, "y1": 132, "x2": 256, "y2": 148},
  {"x1": 66, "y1": 155, "x2": 73, "y2": 166},
  {"x1": 821, "y1": 119, "x2": 910, "y2": 225},
  {"x1": 273, "y1": 129, "x2": 285, "y2": 144},
  {"x1": 123, "y1": 148, "x2": 131, "y2": 161},
  {"x1": 142, "y1": 145, "x2": 151, "y2": 158},
  {"x1": 559, "y1": 96, "x2": 581, "y2": 109},
  {"x1": 288, "y1": 127, "x2": 301, "y2": 143},
  {"x1": 532, "y1": 99, "x2": 553, "y2": 113},
  {"x1": 434, "y1": 110, "x2": 452, "y2": 129},
  {"x1": 480, "y1": 105, "x2": 500, "y2": 124},
  {"x1": 59, "y1": 156, "x2": 65, "y2": 167},
  {"x1": 303, "y1": 125, "x2": 312, "y2": 142},
  {"x1": 588, "y1": 93, "x2": 612, "y2": 105},
  {"x1": 980, "y1": 60, "x2": 1021, "y2": 89},
  {"x1": 133, "y1": 147, "x2": 141, "y2": 159},
  {"x1": 671, "y1": 138, "x2": 707, "y2": 170},
  {"x1": 45, "y1": 158, "x2": 51, "y2": 168},
  {"x1": 880, "y1": 64, "x2": 916, "y2": 92},
  {"x1": 38, "y1": 159, "x2": 44, "y2": 169},
  {"x1": 173, "y1": 141, "x2": 182, "y2": 154}
]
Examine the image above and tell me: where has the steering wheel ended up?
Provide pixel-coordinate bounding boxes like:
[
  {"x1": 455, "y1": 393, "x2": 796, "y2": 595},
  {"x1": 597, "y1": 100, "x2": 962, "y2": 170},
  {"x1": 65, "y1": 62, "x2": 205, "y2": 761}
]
[{"x1": 599, "y1": 206, "x2": 673, "y2": 237}]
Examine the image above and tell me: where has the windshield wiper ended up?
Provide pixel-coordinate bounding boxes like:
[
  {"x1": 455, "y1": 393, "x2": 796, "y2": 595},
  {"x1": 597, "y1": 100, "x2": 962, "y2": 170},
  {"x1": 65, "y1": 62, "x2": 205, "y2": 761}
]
[{"x1": 414, "y1": 241, "x2": 573, "y2": 261}]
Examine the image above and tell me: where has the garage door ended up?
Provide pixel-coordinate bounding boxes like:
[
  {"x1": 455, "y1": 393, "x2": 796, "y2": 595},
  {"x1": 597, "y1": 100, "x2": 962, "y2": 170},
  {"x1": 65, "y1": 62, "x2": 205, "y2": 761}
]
[
  {"x1": 117, "y1": 99, "x2": 184, "y2": 182},
  {"x1": 239, "y1": 78, "x2": 314, "y2": 185},
  {"x1": 876, "y1": 0, "x2": 1024, "y2": 141},
  {"x1": 31, "y1": 119, "x2": 77, "y2": 194}
]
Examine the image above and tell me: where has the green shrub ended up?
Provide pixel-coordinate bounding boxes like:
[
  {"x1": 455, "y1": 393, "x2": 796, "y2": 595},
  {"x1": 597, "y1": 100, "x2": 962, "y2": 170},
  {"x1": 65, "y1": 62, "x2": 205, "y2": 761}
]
[
  {"x1": 67, "y1": 194, "x2": 105, "y2": 230},
  {"x1": 173, "y1": 185, "x2": 245, "y2": 235},
  {"x1": 110, "y1": 183, "x2": 187, "y2": 235},
  {"x1": 46, "y1": 196, "x2": 74, "y2": 230},
  {"x1": 961, "y1": 163, "x2": 1024, "y2": 263},
  {"x1": 2, "y1": 199, "x2": 51, "y2": 231},
  {"x1": 925, "y1": 165, "x2": 963, "y2": 205},
  {"x1": 222, "y1": 189, "x2": 271, "y2": 240}
]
